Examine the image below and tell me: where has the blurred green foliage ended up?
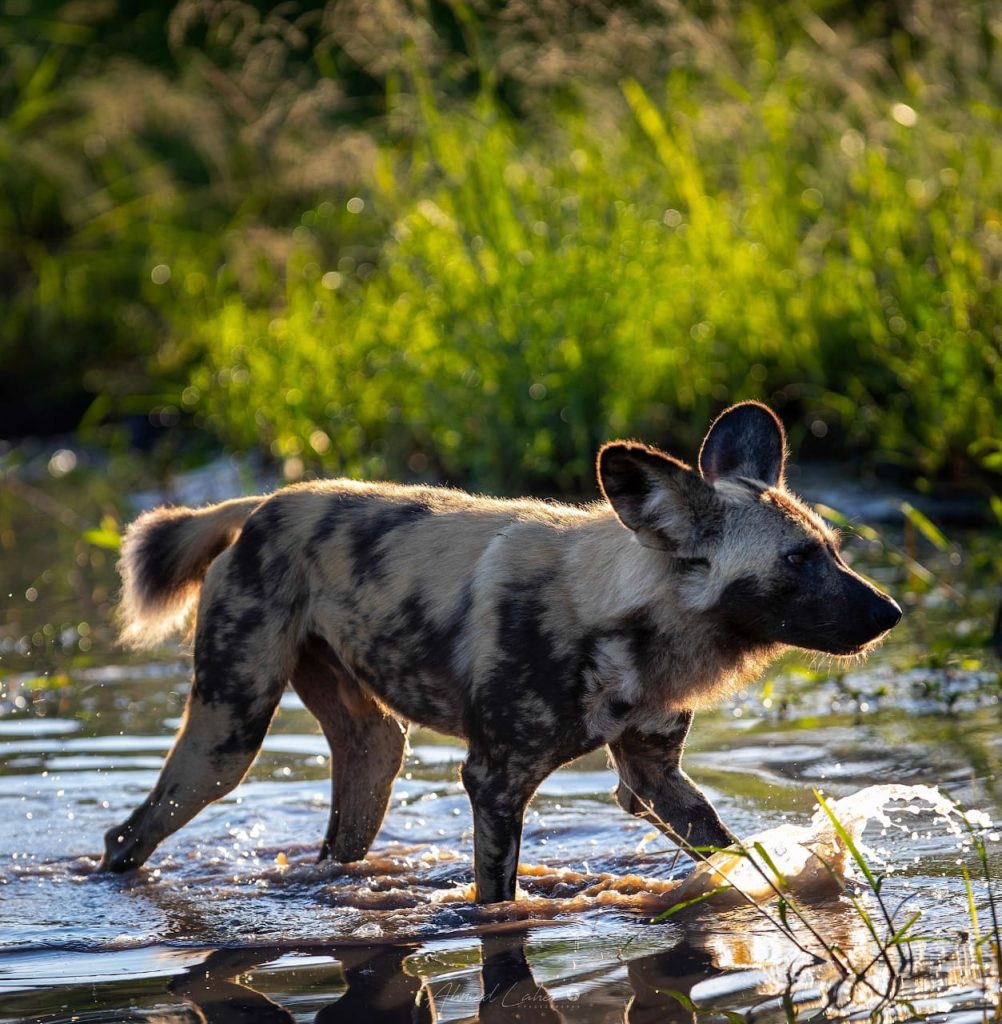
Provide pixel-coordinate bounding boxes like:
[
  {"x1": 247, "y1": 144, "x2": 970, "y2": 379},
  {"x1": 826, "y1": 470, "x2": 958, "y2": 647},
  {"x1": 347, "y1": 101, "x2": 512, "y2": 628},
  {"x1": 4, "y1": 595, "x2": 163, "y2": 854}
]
[{"x1": 2, "y1": 0, "x2": 1000, "y2": 493}]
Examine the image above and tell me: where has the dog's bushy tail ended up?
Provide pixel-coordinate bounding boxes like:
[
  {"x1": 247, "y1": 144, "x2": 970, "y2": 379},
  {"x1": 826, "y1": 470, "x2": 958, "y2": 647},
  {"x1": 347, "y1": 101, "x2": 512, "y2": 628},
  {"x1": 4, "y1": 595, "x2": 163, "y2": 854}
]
[{"x1": 118, "y1": 496, "x2": 264, "y2": 649}]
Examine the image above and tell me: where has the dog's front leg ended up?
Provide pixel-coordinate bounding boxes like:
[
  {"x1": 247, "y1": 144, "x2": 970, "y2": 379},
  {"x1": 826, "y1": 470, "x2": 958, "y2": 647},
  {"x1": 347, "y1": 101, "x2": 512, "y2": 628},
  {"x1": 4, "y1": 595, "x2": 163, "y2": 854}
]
[
  {"x1": 608, "y1": 712, "x2": 736, "y2": 851},
  {"x1": 461, "y1": 752, "x2": 547, "y2": 903}
]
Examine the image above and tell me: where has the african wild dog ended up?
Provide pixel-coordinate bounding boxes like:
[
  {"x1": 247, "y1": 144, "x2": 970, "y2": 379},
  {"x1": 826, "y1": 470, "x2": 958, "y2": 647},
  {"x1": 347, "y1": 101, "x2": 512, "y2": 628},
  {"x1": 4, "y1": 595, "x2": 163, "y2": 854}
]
[{"x1": 100, "y1": 402, "x2": 901, "y2": 901}]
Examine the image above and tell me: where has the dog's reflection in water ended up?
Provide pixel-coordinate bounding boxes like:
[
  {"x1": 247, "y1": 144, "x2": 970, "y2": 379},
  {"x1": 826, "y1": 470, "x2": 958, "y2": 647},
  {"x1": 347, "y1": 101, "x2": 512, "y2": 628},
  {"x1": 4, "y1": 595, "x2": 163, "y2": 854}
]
[
  {"x1": 168, "y1": 932, "x2": 722, "y2": 1023},
  {"x1": 169, "y1": 944, "x2": 432, "y2": 1024}
]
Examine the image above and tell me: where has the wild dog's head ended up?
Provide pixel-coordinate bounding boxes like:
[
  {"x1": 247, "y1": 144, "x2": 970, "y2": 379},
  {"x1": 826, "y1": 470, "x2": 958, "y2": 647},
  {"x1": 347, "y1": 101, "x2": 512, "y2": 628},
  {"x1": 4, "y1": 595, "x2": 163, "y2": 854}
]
[{"x1": 597, "y1": 402, "x2": 901, "y2": 656}]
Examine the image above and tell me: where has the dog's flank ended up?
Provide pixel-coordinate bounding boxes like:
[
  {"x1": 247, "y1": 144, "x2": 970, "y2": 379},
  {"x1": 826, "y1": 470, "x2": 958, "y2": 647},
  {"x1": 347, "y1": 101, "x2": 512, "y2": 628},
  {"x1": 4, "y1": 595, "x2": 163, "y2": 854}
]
[{"x1": 102, "y1": 402, "x2": 902, "y2": 900}]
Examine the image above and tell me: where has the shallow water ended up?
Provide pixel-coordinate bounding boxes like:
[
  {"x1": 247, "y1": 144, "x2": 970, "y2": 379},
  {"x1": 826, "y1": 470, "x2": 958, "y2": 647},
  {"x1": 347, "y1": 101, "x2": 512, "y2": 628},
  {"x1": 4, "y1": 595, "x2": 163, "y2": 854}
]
[{"x1": 1, "y1": 462, "x2": 1000, "y2": 1021}]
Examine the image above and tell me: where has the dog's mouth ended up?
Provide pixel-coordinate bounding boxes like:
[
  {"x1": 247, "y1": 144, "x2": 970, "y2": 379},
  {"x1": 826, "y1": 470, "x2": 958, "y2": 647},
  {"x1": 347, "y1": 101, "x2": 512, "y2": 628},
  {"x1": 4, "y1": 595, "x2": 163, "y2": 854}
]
[
  {"x1": 830, "y1": 641, "x2": 870, "y2": 657},
  {"x1": 823, "y1": 631, "x2": 893, "y2": 658}
]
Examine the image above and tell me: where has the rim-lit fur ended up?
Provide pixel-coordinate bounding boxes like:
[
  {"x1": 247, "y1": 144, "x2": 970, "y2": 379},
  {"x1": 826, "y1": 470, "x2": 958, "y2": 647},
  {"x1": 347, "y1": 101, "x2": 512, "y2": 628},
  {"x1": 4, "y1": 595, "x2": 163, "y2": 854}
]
[
  {"x1": 118, "y1": 496, "x2": 263, "y2": 648},
  {"x1": 102, "y1": 402, "x2": 901, "y2": 901}
]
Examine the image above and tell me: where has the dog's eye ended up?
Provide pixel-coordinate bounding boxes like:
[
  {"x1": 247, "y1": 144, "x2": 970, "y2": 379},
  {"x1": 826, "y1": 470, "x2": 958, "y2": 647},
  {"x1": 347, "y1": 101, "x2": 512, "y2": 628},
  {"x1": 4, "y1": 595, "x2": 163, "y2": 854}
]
[{"x1": 784, "y1": 543, "x2": 822, "y2": 567}]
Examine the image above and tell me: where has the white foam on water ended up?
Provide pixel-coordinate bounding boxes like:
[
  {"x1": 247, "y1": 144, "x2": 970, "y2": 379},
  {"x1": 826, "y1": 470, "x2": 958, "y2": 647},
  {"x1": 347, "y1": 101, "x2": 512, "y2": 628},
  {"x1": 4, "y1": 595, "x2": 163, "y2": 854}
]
[{"x1": 673, "y1": 783, "x2": 991, "y2": 907}]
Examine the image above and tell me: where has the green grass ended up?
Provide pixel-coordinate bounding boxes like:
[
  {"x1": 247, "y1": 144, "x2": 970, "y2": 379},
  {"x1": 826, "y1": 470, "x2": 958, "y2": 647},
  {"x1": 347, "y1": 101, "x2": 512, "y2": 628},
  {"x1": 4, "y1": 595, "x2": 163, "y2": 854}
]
[
  {"x1": 182, "y1": 5, "x2": 1002, "y2": 492},
  {"x1": 3, "y1": 2, "x2": 1001, "y2": 494}
]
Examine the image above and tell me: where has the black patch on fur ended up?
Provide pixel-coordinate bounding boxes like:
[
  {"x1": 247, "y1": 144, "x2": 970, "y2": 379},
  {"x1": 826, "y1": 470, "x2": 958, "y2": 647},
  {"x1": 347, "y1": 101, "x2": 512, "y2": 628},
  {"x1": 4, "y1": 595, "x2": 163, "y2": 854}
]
[
  {"x1": 265, "y1": 550, "x2": 291, "y2": 590},
  {"x1": 599, "y1": 608, "x2": 677, "y2": 688},
  {"x1": 672, "y1": 556, "x2": 710, "y2": 572},
  {"x1": 193, "y1": 600, "x2": 268, "y2": 708},
  {"x1": 281, "y1": 590, "x2": 308, "y2": 632},
  {"x1": 191, "y1": 601, "x2": 280, "y2": 762},
  {"x1": 709, "y1": 573, "x2": 783, "y2": 648},
  {"x1": 608, "y1": 697, "x2": 632, "y2": 718},
  {"x1": 403, "y1": 584, "x2": 472, "y2": 669},
  {"x1": 471, "y1": 576, "x2": 598, "y2": 764},
  {"x1": 616, "y1": 609, "x2": 663, "y2": 670},
  {"x1": 192, "y1": 595, "x2": 281, "y2": 761},
  {"x1": 227, "y1": 502, "x2": 286, "y2": 598},
  {"x1": 352, "y1": 584, "x2": 472, "y2": 727},
  {"x1": 349, "y1": 501, "x2": 432, "y2": 584},
  {"x1": 221, "y1": 503, "x2": 303, "y2": 627},
  {"x1": 305, "y1": 493, "x2": 370, "y2": 557},
  {"x1": 210, "y1": 700, "x2": 277, "y2": 762},
  {"x1": 136, "y1": 515, "x2": 194, "y2": 602}
]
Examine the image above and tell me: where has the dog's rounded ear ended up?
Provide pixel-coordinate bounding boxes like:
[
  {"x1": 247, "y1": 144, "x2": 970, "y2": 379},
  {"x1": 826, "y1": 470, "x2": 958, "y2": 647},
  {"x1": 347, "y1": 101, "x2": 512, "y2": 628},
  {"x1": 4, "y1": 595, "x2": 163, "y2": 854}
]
[
  {"x1": 598, "y1": 442, "x2": 686, "y2": 535},
  {"x1": 597, "y1": 442, "x2": 716, "y2": 551},
  {"x1": 698, "y1": 401, "x2": 787, "y2": 487}
]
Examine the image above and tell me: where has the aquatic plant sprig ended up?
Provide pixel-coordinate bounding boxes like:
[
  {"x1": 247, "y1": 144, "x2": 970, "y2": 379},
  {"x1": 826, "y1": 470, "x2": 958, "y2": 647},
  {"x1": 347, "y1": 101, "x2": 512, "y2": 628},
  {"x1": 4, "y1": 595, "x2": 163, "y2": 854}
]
[
  {"x1": 813, "y1": 790, "x2": 914, "y2": 982},
  {"x1": 633, "y1": 783, "x2": 1002, "y2": 1018},
  {"x1": 627, "y1": 779, "x2": 850, "y2": 975},
  {"x1": 955, "y1": 802, "x2": 1002, "y2": 1013},
  {"x1": 810, "y1": 786, "x2": 921, "y2": 1011},
  {"x1": 962, "y1": 867, "x2": 988, "y2": 995},
  {"x1": 651, "y1": 817, "x2": 908, "y2": 1016}
]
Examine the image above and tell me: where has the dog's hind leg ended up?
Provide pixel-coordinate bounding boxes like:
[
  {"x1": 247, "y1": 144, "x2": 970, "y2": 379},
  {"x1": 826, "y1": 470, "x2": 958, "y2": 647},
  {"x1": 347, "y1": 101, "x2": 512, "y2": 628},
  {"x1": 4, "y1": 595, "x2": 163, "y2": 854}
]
[
  {"x1": 101, "y1": 550, "x2": 297, "y2": 872},
  {"x1": 291, "y1": 639, "x2": 407, "y2": 863}
]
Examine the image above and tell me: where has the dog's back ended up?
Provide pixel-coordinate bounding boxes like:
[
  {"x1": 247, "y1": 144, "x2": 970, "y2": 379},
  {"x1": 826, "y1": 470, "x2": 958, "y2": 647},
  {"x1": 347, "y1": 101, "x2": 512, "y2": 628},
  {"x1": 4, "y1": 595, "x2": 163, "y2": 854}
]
[{"x1": 118, "y1": 478, "x2": 608, "y2": 736}]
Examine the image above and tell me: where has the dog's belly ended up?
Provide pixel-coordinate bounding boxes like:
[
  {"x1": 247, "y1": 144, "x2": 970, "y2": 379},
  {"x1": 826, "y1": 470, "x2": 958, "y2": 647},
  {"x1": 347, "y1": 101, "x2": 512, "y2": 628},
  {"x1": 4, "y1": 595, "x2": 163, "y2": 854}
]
[
  {"x1": 362, "y1": 668, "x2": 468, "y2": 738},
  {"x1": 308, "y1": 624, "x2": 469, "y2": 739}
]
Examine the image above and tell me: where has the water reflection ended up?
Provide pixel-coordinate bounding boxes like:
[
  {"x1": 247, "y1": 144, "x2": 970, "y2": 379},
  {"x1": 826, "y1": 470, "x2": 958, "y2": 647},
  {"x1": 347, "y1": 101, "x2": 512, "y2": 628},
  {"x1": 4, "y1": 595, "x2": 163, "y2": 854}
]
[
  {"x1": 162, "y1": 916, "x2": 910, "y2": 1024},
  {"x1": 477, "y1": 935, "x2": 564, "y2": 1022},
  {"x1": 170, "y1": 944, "x2": 434, "y2": 1024},
  {"x1": 170, "y1": 947, "x2": 303, "y2": 1024},
  {"x1": 626, "y1": 943, "x2": 721, "y2": 1024},
  {"x1": 166, "y1": 932, "x2": 731, "y2": 1024}
]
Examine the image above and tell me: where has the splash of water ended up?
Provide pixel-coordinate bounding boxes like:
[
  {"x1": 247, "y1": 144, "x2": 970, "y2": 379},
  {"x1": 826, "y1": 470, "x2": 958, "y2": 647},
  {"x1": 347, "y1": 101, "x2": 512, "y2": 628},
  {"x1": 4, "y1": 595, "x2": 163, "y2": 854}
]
[
  {"x1": 7, "y1": 784, "x2": 988, "y2": 948},
  {"x1": 289, "y1": 783, "x2": 992, "y2": 931},
  {"x1": 671, "y1": 783, "x2": 990, "y2": 908}
]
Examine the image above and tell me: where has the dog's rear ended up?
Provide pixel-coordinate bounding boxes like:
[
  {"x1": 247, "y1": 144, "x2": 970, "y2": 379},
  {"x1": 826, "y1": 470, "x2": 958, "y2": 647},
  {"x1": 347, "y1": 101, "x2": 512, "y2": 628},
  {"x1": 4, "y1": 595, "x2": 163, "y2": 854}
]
[{"x1": 117, "y1": 496, "x2": 262, "y2": 648}]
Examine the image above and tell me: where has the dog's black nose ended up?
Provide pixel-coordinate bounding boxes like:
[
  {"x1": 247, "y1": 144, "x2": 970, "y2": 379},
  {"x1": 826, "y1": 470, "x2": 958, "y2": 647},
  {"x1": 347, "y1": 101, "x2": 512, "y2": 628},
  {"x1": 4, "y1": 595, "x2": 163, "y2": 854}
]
[{"x1": 870, "y1": 595, "x2": 902, "y2": 634}]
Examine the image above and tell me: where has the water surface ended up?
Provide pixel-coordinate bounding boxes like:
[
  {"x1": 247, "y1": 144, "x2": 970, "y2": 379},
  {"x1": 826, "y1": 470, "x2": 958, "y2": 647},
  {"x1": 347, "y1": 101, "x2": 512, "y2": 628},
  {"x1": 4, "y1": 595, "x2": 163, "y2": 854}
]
[{"x1": 1, "y1": 461, "x2": 999, "y2": 1021}]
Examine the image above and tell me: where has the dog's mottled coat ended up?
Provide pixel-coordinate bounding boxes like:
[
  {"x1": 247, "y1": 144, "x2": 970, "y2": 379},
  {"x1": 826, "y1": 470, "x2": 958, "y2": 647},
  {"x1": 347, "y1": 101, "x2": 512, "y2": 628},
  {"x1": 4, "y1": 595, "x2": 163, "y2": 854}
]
[{"x1": 102, "y1": 402, "x2": 901, "y2": 902}]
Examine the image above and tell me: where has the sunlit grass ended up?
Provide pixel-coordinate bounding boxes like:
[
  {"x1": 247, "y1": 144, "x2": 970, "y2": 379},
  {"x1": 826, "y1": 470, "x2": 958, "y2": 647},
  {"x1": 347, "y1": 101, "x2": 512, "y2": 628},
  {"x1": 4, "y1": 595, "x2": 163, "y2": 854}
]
[
  {"x1": 2, "y1": 2, "x2": 1000, "y2": 493},
  {"x1": 181, "y1": 11, "x2": 1001, "y2": 492}
]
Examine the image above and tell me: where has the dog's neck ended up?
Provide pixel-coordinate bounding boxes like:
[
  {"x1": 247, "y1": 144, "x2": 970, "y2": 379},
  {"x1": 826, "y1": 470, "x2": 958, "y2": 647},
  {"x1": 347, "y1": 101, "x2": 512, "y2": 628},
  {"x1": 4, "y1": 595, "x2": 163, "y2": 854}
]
[{"x1": 568, "y1": 515, "x2": 779, "y2": 711}]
